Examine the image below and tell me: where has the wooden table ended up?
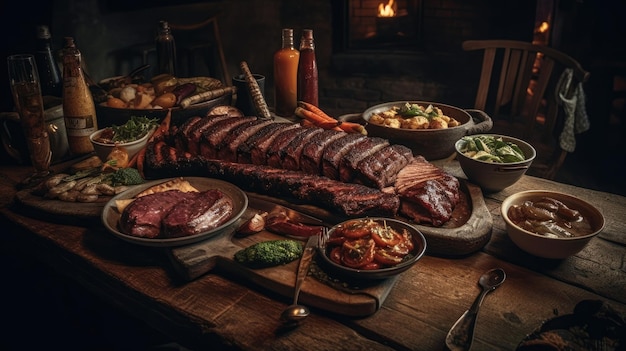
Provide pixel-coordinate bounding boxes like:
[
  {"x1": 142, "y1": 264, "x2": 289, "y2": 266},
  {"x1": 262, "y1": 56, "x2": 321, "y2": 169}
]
[{"x1": 1, "y1": 159, "x2": 625, "y2": 350}]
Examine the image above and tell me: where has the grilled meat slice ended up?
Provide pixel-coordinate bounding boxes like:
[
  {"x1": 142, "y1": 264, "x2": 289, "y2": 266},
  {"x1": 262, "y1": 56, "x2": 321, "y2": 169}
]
[
  {"x1": 216, "y1": 119, "x2": 274, "y2": 162},
  {"x1": 300, "y1": 129, "x2": 347, "y2": 175},
  {"x1": 251, "y1": 123, "x2": 301, "y2": 165},
  {"x1": 355, "y1": 144, "x2": 414, "y2": 189},
  {"x1": 120, "y1": 190, "x2": 190, "y2": 238},
  {"x1": 321, "y1": 133, "x2": 367, "y2": 180},
  {"x1": 144, "y1": 140, "x2": 207, "y2": 179},
  {"x1": 338, "y1": 137, "x2": 389, "y2": 183},
  {"x1": 173, "y1": 116, "x2": 202, "y2": 152},
  {"x1": 204, "y1": 160, "x2": 399, "y2": 217},
  {"x1": 237, "y1": 122, "x2": 292, "y2": 164},
  {"x1": 394, "y1": 158, "x2": 460, "y2": 226},
  {"x1": 266, "y1": 126, "x2": 316, "y2": 169},
  {"x1": 280, "y1": 127, "x2": 324, "y2": 171},
  {"x1": 184, "y1": 115, "x2": 233, "y2": 155},
  {"x1": 199, "y1": 116, "x2": 257, "y2": 159},
  {"x1": 162, "y1": 189, "x2": 233, "y2": 237}
]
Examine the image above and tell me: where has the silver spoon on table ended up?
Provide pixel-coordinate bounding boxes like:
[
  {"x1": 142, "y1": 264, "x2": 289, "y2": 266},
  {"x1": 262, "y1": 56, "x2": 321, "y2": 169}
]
[
  {"x1": 280, "y1": 234, "x2": 319, "y2": 327},
  {"x1": 445, "y1": 268, "x2": 506, "y2": 351}
]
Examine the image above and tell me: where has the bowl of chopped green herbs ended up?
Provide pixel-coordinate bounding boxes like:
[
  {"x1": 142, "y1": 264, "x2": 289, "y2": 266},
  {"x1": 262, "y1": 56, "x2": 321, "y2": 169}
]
[
  {"x1": 455, "y1": 134, "x2": 536, "y2": 192},
  {"x1": 90, "y1": 115, "x2": 159, "y2": 162}
]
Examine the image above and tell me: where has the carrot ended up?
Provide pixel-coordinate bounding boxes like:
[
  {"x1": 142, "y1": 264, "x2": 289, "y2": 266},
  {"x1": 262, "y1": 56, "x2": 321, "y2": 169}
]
[
  {"x1": 340, "y1": 122, "x2": 367, "y2": 135},
  {"x1": 298, "y1": 101, "x2": 335, "y2": 121},
  {"x1": 179, "y1": 86, "x2": 237, "y2": 109},
  {"x1": 294, "y1": 106, "x2": 333, "y2": 124},
  {"x1": 239, "y1": 61, "x2": 272, "y2": 119}
]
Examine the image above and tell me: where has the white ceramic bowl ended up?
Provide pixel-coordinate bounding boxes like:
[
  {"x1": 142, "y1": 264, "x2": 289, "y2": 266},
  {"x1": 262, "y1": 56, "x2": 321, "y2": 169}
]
[
  {"x1": 89, "y1": 126, "x2": 155, "y2": 162},
  {"x1": 455, "y1": 134, "x2": 536, "y2": 192},
  {"x1": 501, "y1": 190, "x2": 605, "y2": 259}
]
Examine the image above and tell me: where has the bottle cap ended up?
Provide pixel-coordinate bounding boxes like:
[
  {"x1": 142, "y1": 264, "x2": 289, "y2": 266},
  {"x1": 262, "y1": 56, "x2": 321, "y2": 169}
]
[{"x1": 37, "y1": 25, "x2": 51, "y2": 40}]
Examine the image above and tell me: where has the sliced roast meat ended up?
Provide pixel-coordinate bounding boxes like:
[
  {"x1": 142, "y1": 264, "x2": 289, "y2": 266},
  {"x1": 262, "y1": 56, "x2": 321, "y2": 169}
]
[
  {"x1": 251, "y1": 123, "x2": 301, "y2": 165},
  {"x1": 354, "y1": 144, "x2": 414, "y2": 189},
  {"x1": 280, "y1": 127, "x2": 324, "y2": 170},
  {"x1": 173, "y1": 116, "x2": 202, "y2": 152},
  {"x1": 162, "y1": 189, "x2": 234, "y2": 237},
  {"x1": 216, "y1": 119, "x2": 274, "y2": 162},
  {"x1": 204, "y1": 160, "x2": 399, "y2": 217},
  {"x1": 185, "y1": 115, "x2": 233, "y2": 155},
  {"x1": 300, "y1": 129, "x2": 347, "y2": 175},
  {"x1": 321, "y1": 133, "x2": 367, "y2": 180},
  {"x1": 338, "y1": 136, "x2": 389, "y2": 183},
  {"x1": 144, "y1": 140, "x2": 207, "y2": 179},
  {"x1": 237, "y1": 122, "x2": 292, "y2": 164},
  {"x1": 120, "y1": 190, "x2": 190, "y2": 238},
  {"x1": 398, "y1": 176, "x2": 460, "y2": 226},
  {"x1": 199, "y1": 116, "x2": 257, "y2": 159},
  {"x1": 266, "y1": 126, "x2": 316, "y2": 168}
]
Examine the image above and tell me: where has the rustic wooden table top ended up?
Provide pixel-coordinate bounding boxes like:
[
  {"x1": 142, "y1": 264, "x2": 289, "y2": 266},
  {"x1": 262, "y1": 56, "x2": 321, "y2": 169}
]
[{"x1": 1, "y1": 158, "x2": 624, "y2": 351}]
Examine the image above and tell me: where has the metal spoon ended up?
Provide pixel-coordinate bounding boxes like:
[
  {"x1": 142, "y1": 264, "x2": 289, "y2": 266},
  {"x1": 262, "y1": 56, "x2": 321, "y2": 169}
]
[
  {"x1": 279, "y1": 235, "x2": 317, "y2": 326},
  {"x1": 445, "y1": 268, "x2": 506, "y2": 351}
]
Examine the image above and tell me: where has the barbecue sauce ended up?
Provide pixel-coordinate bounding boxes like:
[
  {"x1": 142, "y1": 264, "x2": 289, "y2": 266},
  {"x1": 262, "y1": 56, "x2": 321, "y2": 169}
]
[
  {"x1": 62, "y1": 37, "x2": 98, "y2": 156},
  {"x1": 297, "y1": 29, "x2": 318, "y2": 107},
  {"x1": 274, "y1": 28, "x2": 300, "y2": 117}
]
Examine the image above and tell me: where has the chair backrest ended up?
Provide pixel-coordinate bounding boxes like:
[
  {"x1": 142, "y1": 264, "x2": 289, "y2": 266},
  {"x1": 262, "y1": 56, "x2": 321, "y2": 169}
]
[
  {"x1": 462, "y1": 40, "x2": 590, "y2": 179},
  {"x1": 463, "y1": 39, "x2": 589, "y2": 138}
]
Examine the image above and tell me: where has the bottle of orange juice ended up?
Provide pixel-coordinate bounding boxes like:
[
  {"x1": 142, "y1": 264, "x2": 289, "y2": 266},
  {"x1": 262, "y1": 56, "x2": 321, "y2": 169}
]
[{"x1": 273, "y1": 28, "x2": 300, "y2": 118}]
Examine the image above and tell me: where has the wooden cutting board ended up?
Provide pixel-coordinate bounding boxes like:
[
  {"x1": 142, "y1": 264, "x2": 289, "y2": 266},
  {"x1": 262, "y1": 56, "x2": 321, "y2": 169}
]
[{"x1": 167, "y1": 203, "x2": 400, "y2": 318}]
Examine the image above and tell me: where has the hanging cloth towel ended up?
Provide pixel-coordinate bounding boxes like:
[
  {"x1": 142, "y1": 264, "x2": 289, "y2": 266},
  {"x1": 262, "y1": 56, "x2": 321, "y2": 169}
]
[{"x1": 556, "y1": 68, "x2": 590, "y2": 153}]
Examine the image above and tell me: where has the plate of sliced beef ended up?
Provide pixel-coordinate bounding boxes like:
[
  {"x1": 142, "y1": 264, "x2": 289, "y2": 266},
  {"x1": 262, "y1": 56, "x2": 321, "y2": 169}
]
[{"x1": 101, "y1": 177, "x2": 248, "y2": 247}]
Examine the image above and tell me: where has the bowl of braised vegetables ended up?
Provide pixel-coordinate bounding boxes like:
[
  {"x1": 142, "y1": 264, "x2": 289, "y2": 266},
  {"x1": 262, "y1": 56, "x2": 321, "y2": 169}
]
[
  {"x1": 317, "y1": 217, "x2": 427, "y2": 281},
  {"x1": 501, "y1": 190, "x2": 605, "y2": 259},
  {"x1": 90, "y1": 116, "x2": 158, "y2": 165},
  {"x1": 94, "y1": 74, "x2": 234, "y2": 127},
  {"x1": 455, "y1": 134, "x2": 536, "y2": 192},
  {"x1": 361, "y1": 101, "x2": 493, "y2": 160}
]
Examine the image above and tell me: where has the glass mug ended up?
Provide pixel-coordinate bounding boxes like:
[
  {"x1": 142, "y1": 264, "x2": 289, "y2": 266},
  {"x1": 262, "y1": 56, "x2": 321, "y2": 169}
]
[{"x1": 7, "y1": 54, "x2": 52, "y2": 182}]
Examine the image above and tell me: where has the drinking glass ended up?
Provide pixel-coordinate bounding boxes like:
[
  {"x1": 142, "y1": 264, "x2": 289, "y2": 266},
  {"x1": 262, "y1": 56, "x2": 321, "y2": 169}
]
[{"x1": 7, "y1": 54, "x2": 52, "y2": 183}]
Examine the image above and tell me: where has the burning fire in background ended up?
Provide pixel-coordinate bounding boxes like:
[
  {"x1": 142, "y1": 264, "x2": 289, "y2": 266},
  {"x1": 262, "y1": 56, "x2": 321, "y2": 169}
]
[{"x1": 378, "y1": 0, "x2": 397, "y2": 17}]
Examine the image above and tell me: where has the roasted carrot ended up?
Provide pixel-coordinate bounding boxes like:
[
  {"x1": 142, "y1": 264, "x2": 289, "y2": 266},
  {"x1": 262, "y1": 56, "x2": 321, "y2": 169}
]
[
  {"x1": 294, "y1": 106, "x2": 333, "y2": 124},
  {"x1": 239, "y1": 61, "x2": 272, "y2": 119},
  {"x1": 179, "y1": 86, "x2": 236, "y2": 109},
  {"x1": 298, "y1": 101, "x2": 335, "y2": 121}
]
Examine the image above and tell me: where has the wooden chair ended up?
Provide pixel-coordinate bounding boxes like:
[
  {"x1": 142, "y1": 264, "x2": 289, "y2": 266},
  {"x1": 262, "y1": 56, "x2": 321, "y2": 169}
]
[
  {"x1": 170, "y1": 15, "x2": 230, "y2": 85},
  {"x1": 462, "y1": 39, "x2": 590, "y2": 179}
]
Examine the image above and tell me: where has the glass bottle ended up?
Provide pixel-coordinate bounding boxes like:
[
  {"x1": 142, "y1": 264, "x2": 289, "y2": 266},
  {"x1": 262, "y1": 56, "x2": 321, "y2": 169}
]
[
  {"x1": 297, "y1": 29, "x2": 319, "y2": 107},
  {"x1": 34, "y1": 25, "x2": 62, "y2": 97},
  {"x1": 155, "y1": 20, "x2": 177, "y2": 76},
  {"x1": 274, "y1": 28, "x2": 300, "y2": 117},
  {"x1": 62, "y1": 37, "x2": 98, "y2": 156}
]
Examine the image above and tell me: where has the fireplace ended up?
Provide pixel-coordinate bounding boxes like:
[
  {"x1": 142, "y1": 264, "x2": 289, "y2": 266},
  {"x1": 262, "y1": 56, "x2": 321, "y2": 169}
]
[{"x1": 343, "y1": 0, "x2": 423, "y2": 51}]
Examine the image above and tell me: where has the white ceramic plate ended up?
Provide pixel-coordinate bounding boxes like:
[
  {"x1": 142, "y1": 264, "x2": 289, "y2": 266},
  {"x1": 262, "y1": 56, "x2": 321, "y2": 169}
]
[{"x1": 101, "y1": 177, "x2": 248, "y2": 247}]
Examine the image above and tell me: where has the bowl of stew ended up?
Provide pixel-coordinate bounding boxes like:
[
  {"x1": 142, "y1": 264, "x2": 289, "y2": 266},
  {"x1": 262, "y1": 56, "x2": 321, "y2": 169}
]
[
  {"x1": 501, "y1": 190, "x2": 605, "y2": 259},
  {"x1": 317, "y1": 217, "x2": 427, "y2": 281}
]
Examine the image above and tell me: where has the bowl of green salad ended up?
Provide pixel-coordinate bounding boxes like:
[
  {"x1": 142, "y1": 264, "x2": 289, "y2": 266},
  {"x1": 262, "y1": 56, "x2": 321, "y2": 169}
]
[
  {"x1": 90, "y1": 115, "x2": 159, "y2": 163},
  {"x1": 455, "y1": 134, "x2": 536, "y2": 192}
]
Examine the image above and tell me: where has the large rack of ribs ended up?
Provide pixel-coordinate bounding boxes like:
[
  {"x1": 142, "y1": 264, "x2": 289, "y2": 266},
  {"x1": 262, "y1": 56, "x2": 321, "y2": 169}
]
[{"x1": 143, "y1": 109, "x2": 460, "y2": 226}]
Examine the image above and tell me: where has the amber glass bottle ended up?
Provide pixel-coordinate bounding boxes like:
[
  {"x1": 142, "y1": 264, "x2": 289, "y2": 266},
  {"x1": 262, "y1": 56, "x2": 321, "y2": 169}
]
[
  {"x1": 274, "y1": 28, "x2": 300, "y2": 117},
  {"x1": 62, "y1": 37, "x2": 98, "y2": 156},
  {"x1": 297, "y1": 29, "x2": 319, "y2": 107}
]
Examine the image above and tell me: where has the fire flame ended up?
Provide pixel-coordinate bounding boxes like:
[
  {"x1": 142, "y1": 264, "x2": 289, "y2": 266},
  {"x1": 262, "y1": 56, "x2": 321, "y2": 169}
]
[{"x1": 378, "y1": 0, "x2": 396, "y2": 17}]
